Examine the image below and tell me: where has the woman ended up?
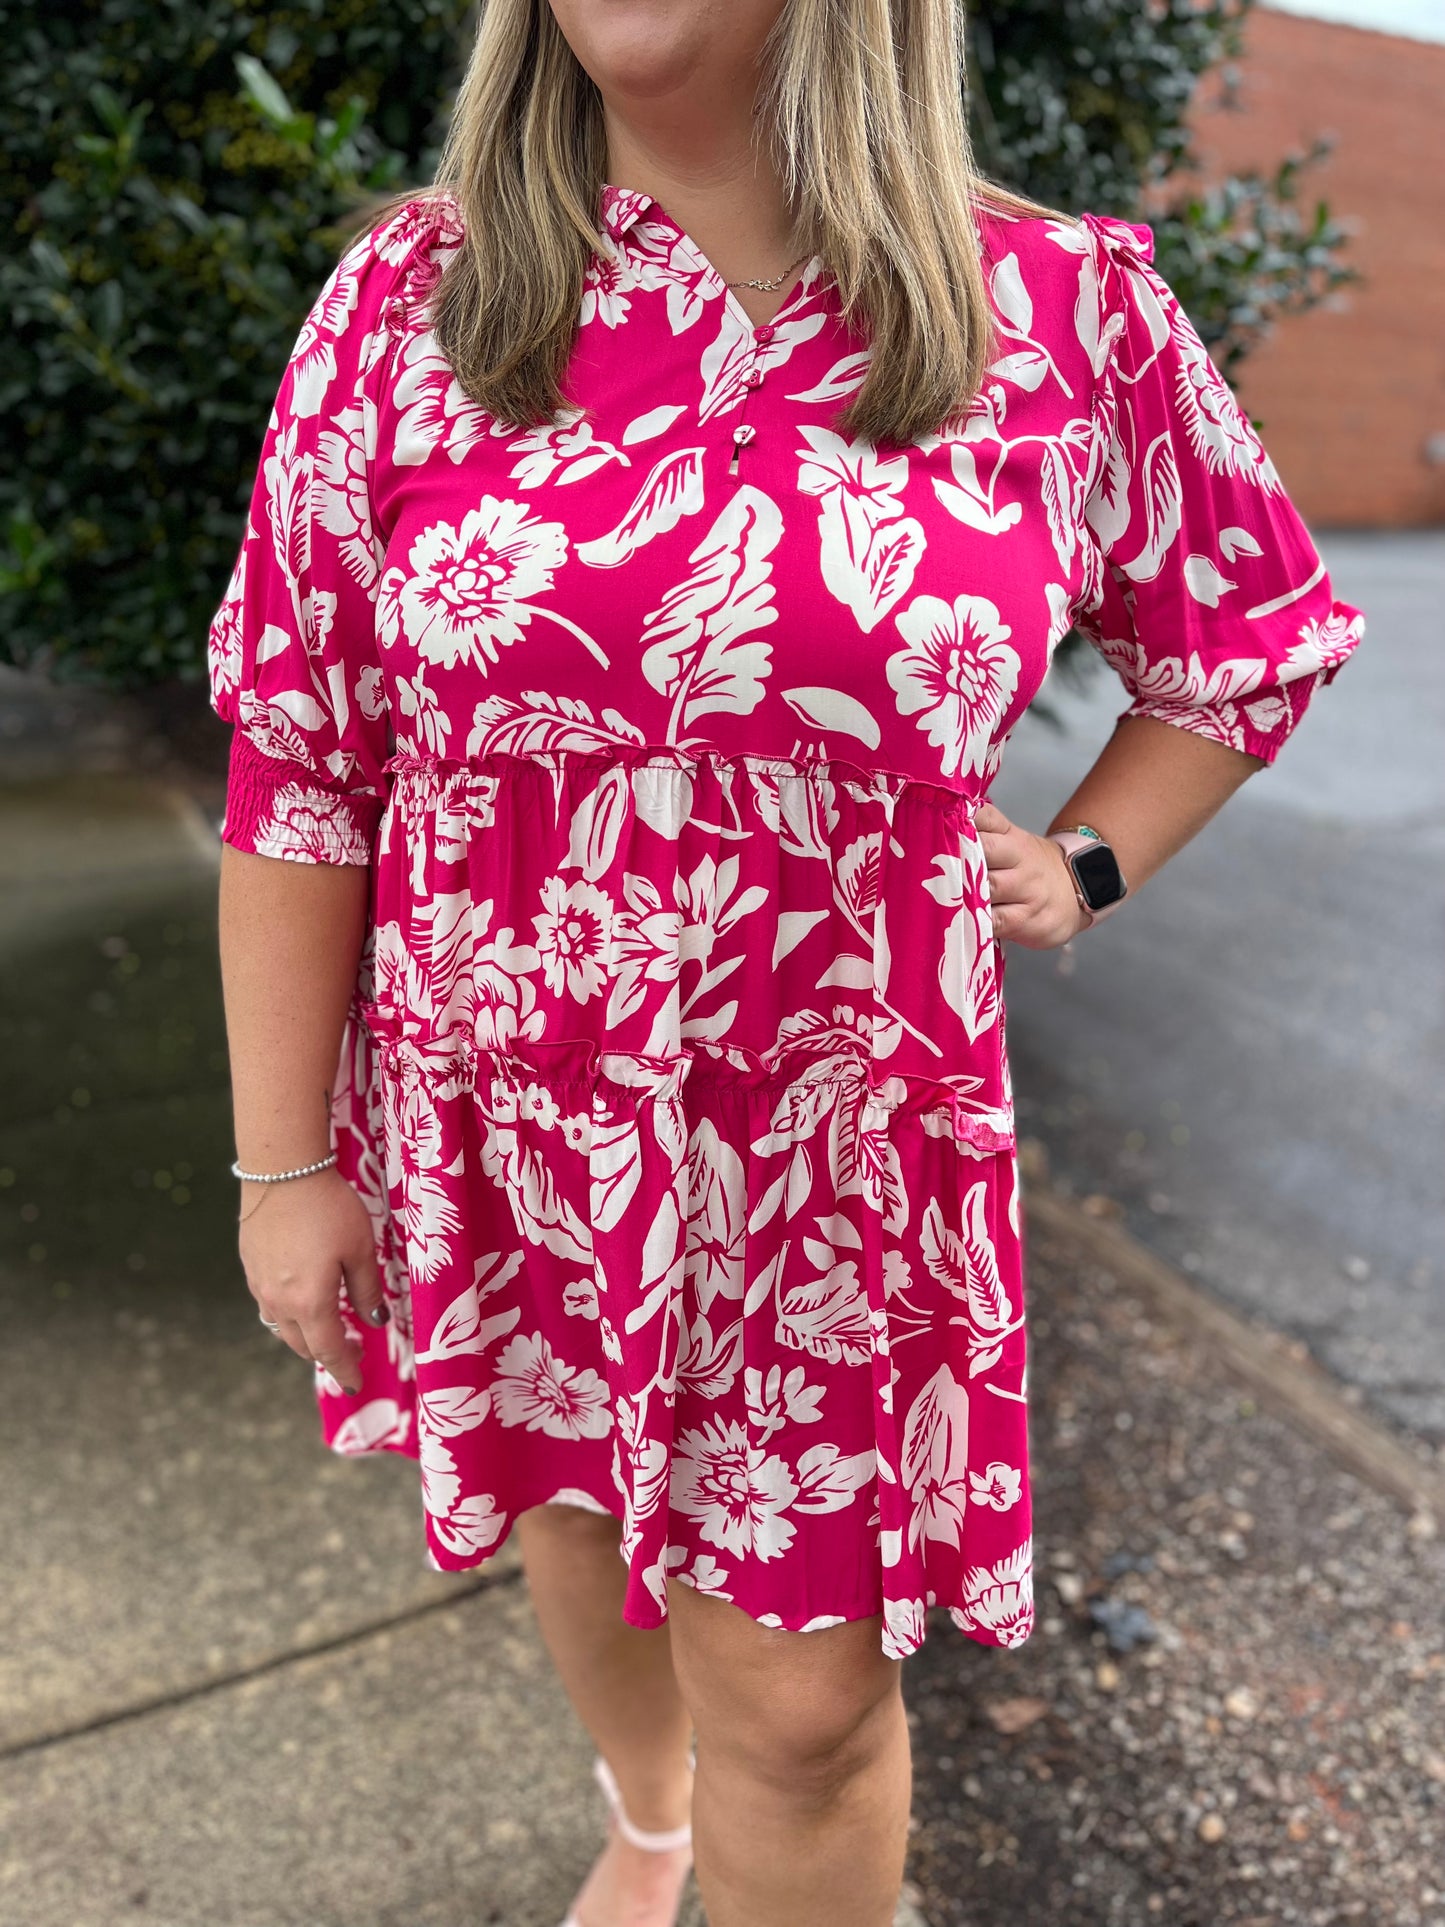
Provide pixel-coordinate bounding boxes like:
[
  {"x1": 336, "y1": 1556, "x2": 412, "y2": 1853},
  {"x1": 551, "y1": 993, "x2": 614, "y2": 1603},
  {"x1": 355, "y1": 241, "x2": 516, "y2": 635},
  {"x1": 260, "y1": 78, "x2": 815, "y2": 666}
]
[{"x1": 208, "y1": 2, "x2": 1365, "y2": 1923}]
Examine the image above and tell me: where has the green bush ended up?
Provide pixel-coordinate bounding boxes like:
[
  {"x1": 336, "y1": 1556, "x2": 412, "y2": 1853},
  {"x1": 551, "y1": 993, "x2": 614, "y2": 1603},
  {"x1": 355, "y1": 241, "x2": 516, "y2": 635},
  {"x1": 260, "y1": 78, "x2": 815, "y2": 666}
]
[
  {"x1": 2, "y1": 0, "x2": 1358, "y2": 690},
  {"x1": 1, "y1": 0, "x2": 470, "y2": 686}
]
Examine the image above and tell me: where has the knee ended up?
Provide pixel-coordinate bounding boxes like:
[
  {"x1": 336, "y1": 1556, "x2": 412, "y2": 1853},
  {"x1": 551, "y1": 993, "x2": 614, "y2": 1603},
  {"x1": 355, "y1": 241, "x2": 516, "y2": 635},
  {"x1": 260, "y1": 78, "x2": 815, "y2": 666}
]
[
  {"x1": 728, "y1": 1671, "x2": 899, "y2": 1806},
  {"x1": 682, "y1": 1629, "x2": 903, "y2": 1808}
]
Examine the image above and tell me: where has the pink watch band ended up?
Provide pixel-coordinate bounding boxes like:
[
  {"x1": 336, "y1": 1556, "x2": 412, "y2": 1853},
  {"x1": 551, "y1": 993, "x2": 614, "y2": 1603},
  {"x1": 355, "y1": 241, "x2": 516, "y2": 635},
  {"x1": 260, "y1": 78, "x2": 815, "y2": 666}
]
[{"x1": 1047, "y1": 830, "x2": 1126, "y2": 927}]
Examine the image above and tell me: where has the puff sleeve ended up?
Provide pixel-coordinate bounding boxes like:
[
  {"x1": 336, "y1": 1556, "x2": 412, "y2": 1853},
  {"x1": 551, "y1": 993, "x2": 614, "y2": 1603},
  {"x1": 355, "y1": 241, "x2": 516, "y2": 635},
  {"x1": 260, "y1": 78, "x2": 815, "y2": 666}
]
[
  {"x1": 206, "y1": 224, "x2": 400, "y2": 863},
  {"x1": 1072, "y1": 212, "x2": 1365, "y2": 765}
]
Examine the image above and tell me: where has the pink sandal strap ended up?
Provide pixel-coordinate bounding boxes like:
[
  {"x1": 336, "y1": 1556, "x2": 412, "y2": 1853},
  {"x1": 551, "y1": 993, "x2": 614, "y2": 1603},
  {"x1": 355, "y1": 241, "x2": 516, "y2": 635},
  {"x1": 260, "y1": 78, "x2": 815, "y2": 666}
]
[{"x1": 592, "y1": 1755, "x2": 694, "y2": 1854}]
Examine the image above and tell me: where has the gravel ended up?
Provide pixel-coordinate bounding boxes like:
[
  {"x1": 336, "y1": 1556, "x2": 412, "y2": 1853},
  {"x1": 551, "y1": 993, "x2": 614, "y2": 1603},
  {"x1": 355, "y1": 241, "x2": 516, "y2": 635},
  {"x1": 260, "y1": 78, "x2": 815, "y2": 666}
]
[{"x1": 902, "y1": 1162, "x2": 1445, "y2": 1927}]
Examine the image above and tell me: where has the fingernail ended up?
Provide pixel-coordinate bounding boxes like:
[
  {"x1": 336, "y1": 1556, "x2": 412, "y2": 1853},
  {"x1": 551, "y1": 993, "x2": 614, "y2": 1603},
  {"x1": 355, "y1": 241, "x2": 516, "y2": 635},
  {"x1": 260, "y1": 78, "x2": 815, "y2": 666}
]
[{"x1": 367, "y1": 1303, "x2": 391, "y2": 1326}]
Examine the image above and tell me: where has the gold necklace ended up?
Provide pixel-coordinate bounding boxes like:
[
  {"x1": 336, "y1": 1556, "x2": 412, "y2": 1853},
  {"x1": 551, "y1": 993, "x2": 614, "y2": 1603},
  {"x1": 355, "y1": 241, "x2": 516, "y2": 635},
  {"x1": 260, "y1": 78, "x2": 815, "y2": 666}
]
[{"x1": 722, "y1": 252, "x2": 810, "y2": 292}]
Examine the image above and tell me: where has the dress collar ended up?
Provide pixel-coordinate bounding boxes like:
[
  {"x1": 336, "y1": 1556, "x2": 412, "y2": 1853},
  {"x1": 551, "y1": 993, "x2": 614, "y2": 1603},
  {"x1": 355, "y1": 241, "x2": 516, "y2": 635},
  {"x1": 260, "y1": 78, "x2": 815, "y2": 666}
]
[{"x1": 598, "y1": 181, "x2": 657, "y2": 244}]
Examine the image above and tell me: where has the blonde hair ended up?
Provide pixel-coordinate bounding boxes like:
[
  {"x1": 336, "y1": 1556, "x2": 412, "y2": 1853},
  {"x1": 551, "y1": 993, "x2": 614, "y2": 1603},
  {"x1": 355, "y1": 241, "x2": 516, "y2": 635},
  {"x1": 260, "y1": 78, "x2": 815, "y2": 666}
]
[{"x1": 374, "y1": 0, "x2": 1075, "y2": 446}]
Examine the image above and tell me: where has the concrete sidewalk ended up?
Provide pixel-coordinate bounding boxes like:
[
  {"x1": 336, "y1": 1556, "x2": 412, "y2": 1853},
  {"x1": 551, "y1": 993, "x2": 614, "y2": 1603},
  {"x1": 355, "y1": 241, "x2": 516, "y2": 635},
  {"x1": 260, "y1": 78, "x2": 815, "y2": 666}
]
[{"x1": 1, "y1": 743, "x2": 1441, "y2": 1925}]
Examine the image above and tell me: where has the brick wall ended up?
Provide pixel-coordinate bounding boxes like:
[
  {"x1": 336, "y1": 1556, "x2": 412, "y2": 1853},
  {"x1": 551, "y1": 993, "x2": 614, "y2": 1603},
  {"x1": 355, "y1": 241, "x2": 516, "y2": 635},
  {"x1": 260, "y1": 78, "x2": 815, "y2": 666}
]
[{"x1": 1169, "y1": 6, "x2": 1445, "y2": 528}]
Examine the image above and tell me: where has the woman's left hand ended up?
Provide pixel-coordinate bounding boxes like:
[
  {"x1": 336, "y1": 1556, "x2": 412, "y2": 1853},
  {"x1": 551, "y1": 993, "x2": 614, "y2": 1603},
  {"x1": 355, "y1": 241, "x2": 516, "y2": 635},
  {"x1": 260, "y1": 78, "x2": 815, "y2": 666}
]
[{"x1": 977, "y1": 800, "x2": 1091, "y2": 951}]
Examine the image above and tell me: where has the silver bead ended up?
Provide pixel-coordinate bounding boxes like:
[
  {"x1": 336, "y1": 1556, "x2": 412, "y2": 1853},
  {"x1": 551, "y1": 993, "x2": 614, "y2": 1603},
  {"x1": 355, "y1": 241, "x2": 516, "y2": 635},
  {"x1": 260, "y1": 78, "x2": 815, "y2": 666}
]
[{"x1": 231, "y1": 1152, "x2": 339, "y2": 1184}]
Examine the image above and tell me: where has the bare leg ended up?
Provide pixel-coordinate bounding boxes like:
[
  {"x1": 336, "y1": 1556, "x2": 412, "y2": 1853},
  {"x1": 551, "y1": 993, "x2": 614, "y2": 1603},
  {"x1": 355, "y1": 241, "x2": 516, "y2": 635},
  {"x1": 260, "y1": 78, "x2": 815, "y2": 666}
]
[
  {"x1": 666, "y1": 1579, "x2": 911, "y2": 1927},
  {"x1": 516, "y1": 1503, "x2": 695, "y2": 1926}
]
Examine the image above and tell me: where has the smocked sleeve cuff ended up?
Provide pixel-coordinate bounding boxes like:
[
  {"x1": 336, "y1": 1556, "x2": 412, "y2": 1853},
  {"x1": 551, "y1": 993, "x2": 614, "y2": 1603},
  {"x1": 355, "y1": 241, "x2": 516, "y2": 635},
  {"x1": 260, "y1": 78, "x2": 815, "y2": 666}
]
[
  {"x1": 221, "y1": 730, "x2": 385, "y2": 865},
  {"x1": 1115, "y1": 598, "x2": 1366, "y2": 767},
  {"x1": 1118, "y1": 668, "x2": 1319, "y2": 766}
]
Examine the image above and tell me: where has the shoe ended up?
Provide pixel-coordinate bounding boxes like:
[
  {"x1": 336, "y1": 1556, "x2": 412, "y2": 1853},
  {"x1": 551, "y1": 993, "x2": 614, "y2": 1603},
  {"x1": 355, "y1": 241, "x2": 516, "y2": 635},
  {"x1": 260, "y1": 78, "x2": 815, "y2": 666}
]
[{"x1": 559, "y1": 1753, "x2": 694, "y2": 1927}]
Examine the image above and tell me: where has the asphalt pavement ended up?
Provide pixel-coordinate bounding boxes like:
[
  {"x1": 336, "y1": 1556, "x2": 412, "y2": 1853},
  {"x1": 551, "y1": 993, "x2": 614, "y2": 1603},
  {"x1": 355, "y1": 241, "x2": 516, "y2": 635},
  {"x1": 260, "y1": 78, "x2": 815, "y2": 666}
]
[{"x1": 991, "y1": 530, "x2": 1445, "y2": 1443}]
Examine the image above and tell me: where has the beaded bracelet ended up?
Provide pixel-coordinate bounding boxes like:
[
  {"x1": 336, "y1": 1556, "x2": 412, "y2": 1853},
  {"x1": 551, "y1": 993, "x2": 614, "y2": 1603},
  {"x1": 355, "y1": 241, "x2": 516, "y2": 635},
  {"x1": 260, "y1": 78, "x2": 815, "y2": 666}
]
[{"x1": 230, "y1": 1153, "x2": 338, "y2": 1184}]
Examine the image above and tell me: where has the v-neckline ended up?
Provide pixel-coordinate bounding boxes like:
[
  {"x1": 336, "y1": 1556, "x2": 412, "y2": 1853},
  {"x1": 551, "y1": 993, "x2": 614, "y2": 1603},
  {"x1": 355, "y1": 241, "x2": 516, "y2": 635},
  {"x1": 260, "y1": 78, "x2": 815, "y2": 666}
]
[
  {"x1": 706, "y1": 250, "x2": 823, "y2": 341},
  {"x1": 600, "y1": 180, "x2": 824, "y2": 342}
]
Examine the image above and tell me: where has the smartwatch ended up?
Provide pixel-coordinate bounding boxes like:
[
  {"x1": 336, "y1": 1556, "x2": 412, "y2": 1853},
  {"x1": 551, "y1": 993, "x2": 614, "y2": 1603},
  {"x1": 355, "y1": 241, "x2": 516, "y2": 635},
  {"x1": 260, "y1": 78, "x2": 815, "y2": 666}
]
[{"x1": 1047, "y1": 824, "x2": 1128, "y2": 927}]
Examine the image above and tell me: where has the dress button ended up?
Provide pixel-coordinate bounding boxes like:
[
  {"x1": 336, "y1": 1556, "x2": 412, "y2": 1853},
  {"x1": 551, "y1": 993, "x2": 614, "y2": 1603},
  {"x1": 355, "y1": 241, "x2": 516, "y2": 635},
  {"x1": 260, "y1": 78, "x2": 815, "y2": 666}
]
[
  {"x1": 732, "y1": 423, "x2": 757, "y2": 446},
  {"x1": 745, "y1": 368, "x2": 764, "y2": 389},
  {"x1": 754, "y1": 324, "x2": 776, "y2": 345}
]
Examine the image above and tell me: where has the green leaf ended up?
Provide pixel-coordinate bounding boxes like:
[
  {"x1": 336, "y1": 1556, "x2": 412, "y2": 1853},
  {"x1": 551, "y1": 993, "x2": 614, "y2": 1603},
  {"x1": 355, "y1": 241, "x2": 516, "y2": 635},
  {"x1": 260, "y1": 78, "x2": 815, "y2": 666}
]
[
  {"x1": 87, "y1": 81, "x2": 129, "y2": 135},
  {"x1": 234, "y1": 53, "x2": 298, "y2": 131}
]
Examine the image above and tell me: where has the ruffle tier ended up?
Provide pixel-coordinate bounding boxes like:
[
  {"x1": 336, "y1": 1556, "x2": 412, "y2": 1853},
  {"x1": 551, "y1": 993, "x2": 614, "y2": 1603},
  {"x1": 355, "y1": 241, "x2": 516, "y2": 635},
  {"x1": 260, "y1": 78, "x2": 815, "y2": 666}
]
[{"x1": 369, "y1": 744, "x2": 1013, "y2": 1121}]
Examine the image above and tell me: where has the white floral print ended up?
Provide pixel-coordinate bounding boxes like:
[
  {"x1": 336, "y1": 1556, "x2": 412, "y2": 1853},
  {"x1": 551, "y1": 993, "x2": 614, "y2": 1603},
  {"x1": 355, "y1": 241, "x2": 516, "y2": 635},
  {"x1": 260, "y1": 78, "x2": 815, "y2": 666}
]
[
  {"x1": 314, "y1": 401, "x2": 379, "y2": 591},
  {"x1": 383, "y1": 501, "x2": 574, "y2": 669},
  {"x1": 532, "y1": 876, "x2": 616, "y2": 1002},
  {"x1": 888, "y1": 593, "x2": 1021, "y2": 780},
  {"x1": 670, "y1": 1420, "x2": 801, "y2": 1563},
  {"x1": 951, "y1": 1543, "x2": 1035, "y2": 1648},
  {"x1": 796, "y1": 427, "x2": 925, "y2": 632},
  {"x1": 970, "y1": 1461, "x2": 1023, "y2": 1511},
  {"x1": 288, "y1": 264, "x2": 360, "y2": 418},
  {"x1": 491, "y1": 1331, "x2": 613, "y2": 1440},
  {"x1": 392, "y1": 330, "x2": 494, "y2": 468},
  {"x1": 254, "y1": 782, "x2": 373, "y2": 864}
]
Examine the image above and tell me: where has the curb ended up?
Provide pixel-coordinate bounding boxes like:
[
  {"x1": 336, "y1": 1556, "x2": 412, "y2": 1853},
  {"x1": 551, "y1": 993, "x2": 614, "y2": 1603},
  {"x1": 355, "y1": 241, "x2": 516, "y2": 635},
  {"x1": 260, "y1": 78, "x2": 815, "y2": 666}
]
[{"x1": 1022, "y1": 1164, "x2": 1445, "y2": 1532}]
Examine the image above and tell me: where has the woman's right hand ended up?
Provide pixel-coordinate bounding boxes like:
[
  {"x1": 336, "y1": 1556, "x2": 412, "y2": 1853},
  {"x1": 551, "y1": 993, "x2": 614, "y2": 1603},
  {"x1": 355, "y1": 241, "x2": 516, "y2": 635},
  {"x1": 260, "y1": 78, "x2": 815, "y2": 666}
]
[{"x1": 239, "y1": 1167, "x2": 387, "y2": 1396}]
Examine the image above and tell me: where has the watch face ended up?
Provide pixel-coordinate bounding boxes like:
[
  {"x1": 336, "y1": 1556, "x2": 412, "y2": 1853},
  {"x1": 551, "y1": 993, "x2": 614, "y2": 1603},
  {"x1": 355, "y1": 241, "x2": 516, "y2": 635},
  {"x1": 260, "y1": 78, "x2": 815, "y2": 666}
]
[{"x1": 1073, "y1": 842, "x2": 1126, "y2": 909}]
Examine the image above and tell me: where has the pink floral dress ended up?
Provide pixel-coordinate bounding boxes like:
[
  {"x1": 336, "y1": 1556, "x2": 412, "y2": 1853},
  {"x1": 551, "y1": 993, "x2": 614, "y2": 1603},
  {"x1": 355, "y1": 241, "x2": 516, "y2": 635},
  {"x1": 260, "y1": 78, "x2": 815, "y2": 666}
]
[{"x1": 209, "y1": 185, "x2": 1364, "y2": 1657}]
